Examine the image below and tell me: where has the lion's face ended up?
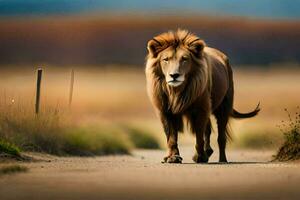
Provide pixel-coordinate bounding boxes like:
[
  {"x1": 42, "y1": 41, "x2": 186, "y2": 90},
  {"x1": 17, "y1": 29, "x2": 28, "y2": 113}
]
[
  {"x1": 159, "y1": 46, "x2": 192, "y2": 87},
  {"x1": 146, "y1": 30, "x2": 205, "y2": 88},
  {"x1": 146, "y1": 30, "x2": 210, "y2": 114}
]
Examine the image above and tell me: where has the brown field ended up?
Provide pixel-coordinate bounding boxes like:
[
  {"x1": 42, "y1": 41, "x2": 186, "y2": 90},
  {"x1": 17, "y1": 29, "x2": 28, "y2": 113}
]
[{"x1": 0, "y1": 65, "x2": 299, "y2": 148}]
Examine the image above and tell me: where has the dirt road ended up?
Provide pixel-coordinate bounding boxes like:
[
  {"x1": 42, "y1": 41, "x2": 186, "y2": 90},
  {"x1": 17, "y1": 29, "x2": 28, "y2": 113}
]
[{"x1": 1, "y1": 147, "x2": 300, "y2": 200}]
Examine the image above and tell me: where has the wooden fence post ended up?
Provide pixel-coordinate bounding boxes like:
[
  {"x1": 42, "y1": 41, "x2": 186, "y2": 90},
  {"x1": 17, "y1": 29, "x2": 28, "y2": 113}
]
[
  {"x1": 35, "y1": 68, "x2": 43, "y2": 114},
  {"x1": 68, "y1": 69, "x2": 74, "y2": 108}
]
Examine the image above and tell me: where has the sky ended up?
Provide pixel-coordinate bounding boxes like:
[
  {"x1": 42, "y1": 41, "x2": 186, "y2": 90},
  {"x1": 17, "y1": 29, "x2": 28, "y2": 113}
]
[{"x1": 0, "y1": 0, "x2": 299, "y2": 19}]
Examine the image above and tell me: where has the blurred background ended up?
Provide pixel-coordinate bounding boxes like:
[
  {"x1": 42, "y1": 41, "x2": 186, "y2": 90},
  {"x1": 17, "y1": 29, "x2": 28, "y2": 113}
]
[
  {"x1": 0, "y1": 0, "x2": 299, "y2": 155},
  {"x1": 1, "y1": 0, "x2": 300, "y2": 66}
]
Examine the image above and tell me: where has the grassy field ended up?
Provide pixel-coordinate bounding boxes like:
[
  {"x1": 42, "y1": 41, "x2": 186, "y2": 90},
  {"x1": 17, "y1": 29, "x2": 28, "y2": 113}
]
[
  {"x1": 0, "y1": 67, "x2": 161, "y2": 156},
  {"x1": 0, "y1": 65, "x2": 299, "y2": 156}
]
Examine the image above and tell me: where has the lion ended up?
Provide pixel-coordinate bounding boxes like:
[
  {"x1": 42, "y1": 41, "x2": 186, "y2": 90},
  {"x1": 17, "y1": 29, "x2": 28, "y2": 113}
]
[{"x1": 145, "y1": 29, "x2": 260, "y2": 163}]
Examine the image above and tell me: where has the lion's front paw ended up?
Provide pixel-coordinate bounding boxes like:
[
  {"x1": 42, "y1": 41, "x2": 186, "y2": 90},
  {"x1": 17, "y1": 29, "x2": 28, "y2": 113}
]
[
  {"x1": 192, "y1": 153, "x2": 208, "y2": 163},
  {"x1": 162, "y1": 155, "x2": 183, "y2": 163}
]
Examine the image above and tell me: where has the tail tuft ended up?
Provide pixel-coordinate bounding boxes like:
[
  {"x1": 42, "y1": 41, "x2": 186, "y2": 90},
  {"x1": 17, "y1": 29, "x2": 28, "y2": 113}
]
[{"x1": 231, "y1": 103, "x2": 260, "y2": 119}]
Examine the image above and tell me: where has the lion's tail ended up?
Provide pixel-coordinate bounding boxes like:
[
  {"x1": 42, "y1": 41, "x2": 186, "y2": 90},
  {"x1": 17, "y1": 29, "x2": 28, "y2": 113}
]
[{"x1": 231, "y1": 103, "x2": 260, "y2": 119}]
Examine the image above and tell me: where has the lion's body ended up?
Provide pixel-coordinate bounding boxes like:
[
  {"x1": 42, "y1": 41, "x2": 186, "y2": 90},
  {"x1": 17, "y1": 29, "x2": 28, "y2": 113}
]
[
  {"x1": 203, "y1": 47, "x2": 231, "y2": 111},
  {"x1": 145, "y1": 30, "x2": 259, "y2": 163}
]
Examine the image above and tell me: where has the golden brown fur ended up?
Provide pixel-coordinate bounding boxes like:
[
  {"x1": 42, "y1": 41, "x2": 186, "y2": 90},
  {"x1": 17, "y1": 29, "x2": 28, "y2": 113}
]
[{"x1": 145, "y1": 29, "x2": 260, "y2": 163}]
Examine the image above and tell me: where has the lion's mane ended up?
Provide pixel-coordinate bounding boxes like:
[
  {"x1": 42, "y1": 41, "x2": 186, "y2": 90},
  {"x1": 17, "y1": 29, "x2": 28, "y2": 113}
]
[{"x1": 145, "y1": 29, "x2": 211, "y2": 114}]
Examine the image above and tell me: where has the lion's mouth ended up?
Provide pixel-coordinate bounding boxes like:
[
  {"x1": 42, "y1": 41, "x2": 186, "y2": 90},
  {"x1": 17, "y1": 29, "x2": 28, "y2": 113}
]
[{"x1": 167, "y1": 80, "x2": 183, "y2": 87}]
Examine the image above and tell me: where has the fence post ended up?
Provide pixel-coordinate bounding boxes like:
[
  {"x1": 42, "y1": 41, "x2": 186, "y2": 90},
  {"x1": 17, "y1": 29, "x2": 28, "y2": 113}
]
[
  {"x1": 68, "y1": 69, "x2": 74, "y2": 108},
  {"x1": 35, "y1": 68, "x2": 43, "y2": 114}
]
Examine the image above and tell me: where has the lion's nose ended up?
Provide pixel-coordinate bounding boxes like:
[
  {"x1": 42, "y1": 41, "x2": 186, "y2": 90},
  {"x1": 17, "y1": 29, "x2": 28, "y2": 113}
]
[{"x1": 170, "y1": 73, "x2": 180, "y2": 79}]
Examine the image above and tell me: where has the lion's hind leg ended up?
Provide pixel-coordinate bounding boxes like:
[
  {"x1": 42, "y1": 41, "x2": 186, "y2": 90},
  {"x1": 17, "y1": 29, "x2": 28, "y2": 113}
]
[
  {"x1": 204, "y1": 119, "x2": 214, "y2": 159},
  {"x1": 214, "y1": 94, "x2": 232, "y2": 163}
]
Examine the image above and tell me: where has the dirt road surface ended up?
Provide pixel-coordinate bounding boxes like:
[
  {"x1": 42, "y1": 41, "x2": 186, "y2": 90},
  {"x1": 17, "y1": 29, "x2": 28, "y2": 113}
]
[{"x1": 1, "y1": 147, "x2": 300, "y2": 200}]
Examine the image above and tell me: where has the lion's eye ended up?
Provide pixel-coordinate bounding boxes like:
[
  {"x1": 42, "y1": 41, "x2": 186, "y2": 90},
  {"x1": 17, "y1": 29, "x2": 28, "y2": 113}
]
[
  {"x1": 162, "y1": 57, "x2": 169, "y2": 62},
  {"x1": 181, "y1": 56, "x2": 188, "y2": 62}
]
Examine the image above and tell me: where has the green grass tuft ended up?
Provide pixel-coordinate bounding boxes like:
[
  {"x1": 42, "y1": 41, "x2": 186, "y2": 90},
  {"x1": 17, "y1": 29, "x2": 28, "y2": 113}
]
[
  {"x1": 235, "y1": 131, "x2": 283, "y2": 149},
  {"x1": 275, "y1": 108, "x2": 300, "y2": 161},
  {"x1": 0, "y1": 139, "x2": 21, "y2": 156},
  {"x1": 63, "y1": 127, "x2": 131, "y2": 156},
  {"x1": 124, "y1": 126, "x2": 160, "y2": 149},
  {"x1": 0, "y1": 165, "x2": 28, "y2": 175}
]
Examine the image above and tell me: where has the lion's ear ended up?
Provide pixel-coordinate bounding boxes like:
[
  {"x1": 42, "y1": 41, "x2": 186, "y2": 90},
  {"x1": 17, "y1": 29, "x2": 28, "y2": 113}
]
[
  {"x1": 188, "y1": 39, "x2": 206, "y2": 58},
  {"x1": 147, "y1": 39, "x2": 162, "y2": 58}
]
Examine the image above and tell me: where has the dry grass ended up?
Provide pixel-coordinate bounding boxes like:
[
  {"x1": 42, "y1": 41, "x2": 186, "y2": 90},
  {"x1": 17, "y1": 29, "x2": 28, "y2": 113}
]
[
  {"x1": 275, "y1": 108, "x2": 300, "y2": 161},
  {"x1": 0, "y1": 103, "x2": 133, "y2": 156},
  {"x1": 0, "y1": 79, "x2": 160, "y2": 156}
]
